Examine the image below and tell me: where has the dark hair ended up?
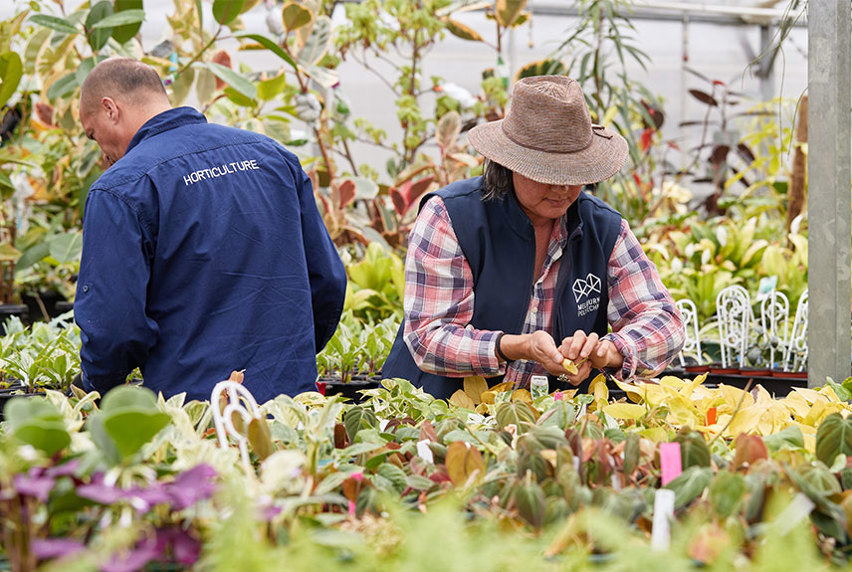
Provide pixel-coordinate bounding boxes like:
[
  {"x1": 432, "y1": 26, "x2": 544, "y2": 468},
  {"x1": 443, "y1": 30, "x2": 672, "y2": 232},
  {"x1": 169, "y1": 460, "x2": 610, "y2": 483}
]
[
  {"x1": 481, "y1": 159, "x2": 514, "y2": 201},
  {"x1": 80, "y1": 58, "x2": 168, "y2": 111}
]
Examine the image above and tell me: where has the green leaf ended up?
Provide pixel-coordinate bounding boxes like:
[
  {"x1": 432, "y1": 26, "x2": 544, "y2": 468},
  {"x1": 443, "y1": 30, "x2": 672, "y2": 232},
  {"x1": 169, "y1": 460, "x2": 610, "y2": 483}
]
[
  {"x1": 0, "y1": 241, "x2": 21, "y2": 262},
  {"x1": 665, "y1": 466, "x2": 712, "y2": 508},
  {"x1": 0, "y1": 51, "x2": 23, "y2": 109},
  {"x1": 212, "y1": 0, "x2": 244, "y2": 25},
  {"x1": 111, "y1": 0, "x2": 144, "y2": 44},
  {"x1": 30, "y1": 14, "x2": 79, "y2": 35},
  {"x1": 675, "y1": 430, "x2": 711, "y2": 469},
  {"x1": 15, "y1": 241, "x2": 50, "y2": 272},
  {"x1": 91, "y1": 8, "x2": 145, "y2": 29},
  {"x1": 85, "y1": 1, "x2": 115, "y2": 52},
  {"x1": 4, "y1": 397, "x2": 70, "y2": 456},
  {"x1": 236, "y1": 33, "x2": 297, "y2": 69},
  {"x1": 282, "y1": 2, "x2": 312, "y2": 32},
  {"x1": 90, "y1": 386, "x2": 171, "y2": 462},
  {"x1": 223, "y1": 86, "x2": 255, "y2": 107},
  {"x1": 48, "y1": 232, "x2": 83, "y2": 264},
  {"x1": 297, "y1": 15, "x2": 331, "y2": 67},
  {"x1": 709, "y1": 471, "x2": 745, "y2": 519},
  {"x1": 445, "y1": 19, "x2": 483, "y2": 42},
  {"x1": 203, "y1": 62, "x2": 256, "y2": 101},
  {"x1": 343, "y1": 406, "x2": 378, "y2": 442},
  {"x1": 257, "y1": 72, "x2": 287, "y2": 101},
  {"x1": 764, "y1": 425, "x2": 805, "y2": 452},
  {"x1": 46, "y1": 72, "x2": 79, "y2": 101},
  {"x1": 513, "y1": 481, "x2": 546, "y2": 529},
  {"x1": 101, "y1": 408, "x2": 170, "y2": 460},
  {"x1": 816, "y1": 413, "x2": 852, "y2": 467},
  {"x1": 495, "y1": 401, "x2": 537, "y2": 433}
]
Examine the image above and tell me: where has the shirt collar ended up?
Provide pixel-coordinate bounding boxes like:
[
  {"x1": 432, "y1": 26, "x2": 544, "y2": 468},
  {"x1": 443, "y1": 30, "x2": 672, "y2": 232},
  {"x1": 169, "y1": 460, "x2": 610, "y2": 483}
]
[{"x1": 125, "y1": 107, "x2": 207, "y2": 155}]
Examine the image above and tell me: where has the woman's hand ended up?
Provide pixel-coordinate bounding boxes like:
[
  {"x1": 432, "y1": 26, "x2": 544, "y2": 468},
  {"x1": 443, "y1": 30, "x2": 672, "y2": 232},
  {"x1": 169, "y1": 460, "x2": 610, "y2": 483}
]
[
  {"x1": 496, "y1": 331, "x2": 583, "y2": 381},
  {"x1": 558, "y1": 330, "x2": 623, "y2": 379}
]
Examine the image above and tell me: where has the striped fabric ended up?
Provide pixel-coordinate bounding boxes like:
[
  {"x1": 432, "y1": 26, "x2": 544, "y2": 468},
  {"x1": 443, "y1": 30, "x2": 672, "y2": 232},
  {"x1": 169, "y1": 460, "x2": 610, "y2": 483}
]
[{"x1": 402, "y1": 196, "x2": 684, "y2": 388}]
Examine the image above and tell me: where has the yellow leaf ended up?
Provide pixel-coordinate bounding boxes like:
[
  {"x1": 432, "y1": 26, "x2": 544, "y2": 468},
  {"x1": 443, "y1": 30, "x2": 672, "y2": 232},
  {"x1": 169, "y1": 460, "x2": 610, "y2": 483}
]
[
  {"x1": 724, "y1": 406, "x2": 763, "y2": 437},
  {"x1": 680, "y1": 373, "x2": 708, "y2": 397},
  {"x1": 511, "y1": 389, "x2": 532, "y2": 403},
  {"x1": 490, "y1": 381, "x2": 515, "y2": 394},
  {"x1": 464, "y1": 375, "x2": 489, "y2": 404},
  {"x1": 603, "y1": 403, "x2": 646, "y2": 420},
  {"x1": 449, "y1": 390, "x2": 476, "y2": 410},
  {"x1": 640, "y1": 427, "x2": 670, "y2": 442},
  {"x1": 561, "y1": 358, "x2": 578, "y2": 375},
  {"x1": 481, "y1": 390, "x2": 496, "y2": 404},
  {"x1": 589, "y1": 374, "x2": 608, "y2": 406},
  {"x1": 612, "y1": 378, "x2": 646, "y2": 403}
]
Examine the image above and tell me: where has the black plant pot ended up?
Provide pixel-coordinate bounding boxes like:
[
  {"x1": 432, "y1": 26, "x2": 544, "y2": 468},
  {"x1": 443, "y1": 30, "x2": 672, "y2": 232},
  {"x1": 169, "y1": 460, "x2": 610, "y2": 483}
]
[
  {"x1": 21, "y1": 291, "x2": 68, "y2": 323},
  {"x1": 321, "y1": 374, "x2": 382, "y2": 403},
  {"x1": 0, "y1": 303, "x2": 28, "y2": 328}
]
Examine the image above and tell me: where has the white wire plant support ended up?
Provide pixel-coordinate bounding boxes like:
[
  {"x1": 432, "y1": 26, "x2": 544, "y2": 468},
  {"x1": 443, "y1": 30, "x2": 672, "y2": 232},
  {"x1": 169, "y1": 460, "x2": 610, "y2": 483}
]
[
  {"x1": 716, "y1": 285, "x2": 753, "y2": 368},
  {"x1": 783, "y1": 289, "x2": 809, "y2": 372},
  {"x1": 211, "y1": 380, "x2": 262, "y2": 470},
  {"x1": 759, "y1": 289, "x2": 790, "y2": 369},
  {"x1": 676, "y1": 298, "x2": 702, "y2": 366}
]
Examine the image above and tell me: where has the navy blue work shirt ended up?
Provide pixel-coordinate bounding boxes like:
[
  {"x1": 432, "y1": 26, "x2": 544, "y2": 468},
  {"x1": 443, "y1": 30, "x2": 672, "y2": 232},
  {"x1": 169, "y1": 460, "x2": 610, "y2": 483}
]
[{"x1": 75, "y1": 107, "x2": 346, "y2": 403}]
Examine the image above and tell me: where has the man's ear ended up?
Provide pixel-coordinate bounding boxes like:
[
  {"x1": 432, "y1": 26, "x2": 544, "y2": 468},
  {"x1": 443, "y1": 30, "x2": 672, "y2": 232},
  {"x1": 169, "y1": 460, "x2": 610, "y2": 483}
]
[{"x1": 100, "y1": 97, "x2": 119, "y2": 123}]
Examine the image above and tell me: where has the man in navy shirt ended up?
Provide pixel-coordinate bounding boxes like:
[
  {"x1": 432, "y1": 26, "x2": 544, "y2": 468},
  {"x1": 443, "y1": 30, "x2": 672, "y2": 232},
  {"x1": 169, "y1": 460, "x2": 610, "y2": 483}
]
[{"x1": 76, "y1": 58, "x2": 346, "y2": 403}]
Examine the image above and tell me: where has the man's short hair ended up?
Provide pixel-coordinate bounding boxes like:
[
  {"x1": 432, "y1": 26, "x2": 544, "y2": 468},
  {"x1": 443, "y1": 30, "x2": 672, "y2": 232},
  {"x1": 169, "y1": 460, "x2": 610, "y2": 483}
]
[{"x1": 80, "y1": 58, "x2": 167, "y2": 113}]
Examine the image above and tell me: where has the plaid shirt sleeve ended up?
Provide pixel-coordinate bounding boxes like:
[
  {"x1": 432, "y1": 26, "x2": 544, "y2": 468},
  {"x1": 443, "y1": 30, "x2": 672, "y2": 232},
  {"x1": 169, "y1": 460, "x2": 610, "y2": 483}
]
[
  {"x1": 401, "y1": 196, "x2": 503, "y2": 376},
  {"x1": 603, "y1": 219, "x2": 685, "y2": 378}
]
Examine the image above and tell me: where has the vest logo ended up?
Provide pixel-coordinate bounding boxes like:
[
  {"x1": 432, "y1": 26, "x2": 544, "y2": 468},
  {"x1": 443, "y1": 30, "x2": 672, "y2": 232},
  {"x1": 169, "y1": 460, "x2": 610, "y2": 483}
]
[{"x1": 573, "y1": 273, "x2": 601, "y2": 317}]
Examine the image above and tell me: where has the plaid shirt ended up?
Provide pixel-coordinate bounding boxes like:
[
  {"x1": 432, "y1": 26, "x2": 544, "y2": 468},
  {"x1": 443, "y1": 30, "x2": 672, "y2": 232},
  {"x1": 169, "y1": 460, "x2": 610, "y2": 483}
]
[{"x1": 402, "y1": 196, "x2": 684, "y2": 387}]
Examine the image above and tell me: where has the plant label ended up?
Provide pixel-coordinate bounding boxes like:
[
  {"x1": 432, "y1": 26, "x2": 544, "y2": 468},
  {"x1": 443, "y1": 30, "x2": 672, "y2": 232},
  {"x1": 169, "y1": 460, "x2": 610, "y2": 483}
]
[
  {"x1": 660, "y1": 442, "x2": 682, "y2": 486},
  {"x1": 651, "y1": 488, "x2": 676, "y2": 550},
  {"x1": 416, "y1": 439, "x2": 434, "y2": 464}
]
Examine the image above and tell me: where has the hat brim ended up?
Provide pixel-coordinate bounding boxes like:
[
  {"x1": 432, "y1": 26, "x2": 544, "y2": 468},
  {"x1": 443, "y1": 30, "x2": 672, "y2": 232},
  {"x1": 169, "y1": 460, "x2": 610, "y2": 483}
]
[{"x1": 467, "y1": 120, "x2": 629, "y2": 186}]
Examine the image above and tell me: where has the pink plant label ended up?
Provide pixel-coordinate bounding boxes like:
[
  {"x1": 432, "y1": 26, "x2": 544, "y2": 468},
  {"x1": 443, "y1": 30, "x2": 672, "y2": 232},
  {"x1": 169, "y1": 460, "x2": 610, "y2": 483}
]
[{"x1": 660, "y1": 442, "x2": 682, "y2": 486}]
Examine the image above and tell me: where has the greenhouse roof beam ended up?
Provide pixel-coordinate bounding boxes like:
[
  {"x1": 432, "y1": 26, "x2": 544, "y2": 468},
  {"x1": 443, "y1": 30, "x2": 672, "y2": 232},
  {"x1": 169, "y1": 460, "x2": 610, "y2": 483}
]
[{"x1": 526, "y1": 0, "x2": 805, "y2": 27}]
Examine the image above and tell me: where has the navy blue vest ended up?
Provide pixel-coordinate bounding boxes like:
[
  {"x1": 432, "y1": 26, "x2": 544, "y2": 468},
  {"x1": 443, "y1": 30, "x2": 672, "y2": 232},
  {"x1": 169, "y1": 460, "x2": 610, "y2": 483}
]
[{"x1": 382, "y1": 177, "x2": 623, "y2": 399}]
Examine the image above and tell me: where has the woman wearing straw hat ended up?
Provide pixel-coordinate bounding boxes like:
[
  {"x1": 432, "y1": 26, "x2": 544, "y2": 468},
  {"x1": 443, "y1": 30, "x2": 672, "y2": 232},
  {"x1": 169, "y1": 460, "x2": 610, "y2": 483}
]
[{"x1": 382, "y1": 76, "x2": 684, "y2": 398}]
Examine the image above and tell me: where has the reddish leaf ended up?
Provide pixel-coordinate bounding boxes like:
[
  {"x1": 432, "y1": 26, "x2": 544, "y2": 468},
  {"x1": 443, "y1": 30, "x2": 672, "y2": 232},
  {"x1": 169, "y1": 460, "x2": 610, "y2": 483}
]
[
  {"x1": 407, "y1": 176, "x2": 436, "y2": 207},
  {"x1": 342, "y1": 475, "x2": 364, "y2": 502},
  {"x1": 733, "y1": 433, "x2": 768, "y2": 469},
  {"x1": 211, "y1": 50, "x2": 232, "y2": 90},
  {"x1": 639, "y1": 128, "x2": 653, "y2": 152},
  {"x1": 709, "y1": 145, "x2": 730, "y2": 165},
  {"x1": 688, "y1": 89, "x2": 718, "y2": 107},
  {"x1": 389, "y1": 187, "x2": 408, "y2": 216},
  {"x1": 338, "y1": 179, "x2": 356, "y2": 209},
  {"x1": 34, "y1": 102, "x2": 54, "y2": 126},
  {"x1": 419, "y1": 419, "x2": 438, "y2": 442},
  {"x1": 334, "y1": 423, "x2": 349, "y2": 449},
  {"x1": 736, "y1": 143, "x2": 755, "y2": 164}
]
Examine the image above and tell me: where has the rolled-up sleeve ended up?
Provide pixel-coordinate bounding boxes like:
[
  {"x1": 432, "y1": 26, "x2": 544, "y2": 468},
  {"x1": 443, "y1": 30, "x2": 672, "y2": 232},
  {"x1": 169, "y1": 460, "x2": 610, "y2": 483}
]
[
  {"x1": 402, "y1": 197, "x2": 501, "y2": 376},
  {"x1": 75, "y1": 189, "x2": 159, "y2": 393},
  {"x1": 604, "y1": 219, "x2": 685, "y2": 378}
]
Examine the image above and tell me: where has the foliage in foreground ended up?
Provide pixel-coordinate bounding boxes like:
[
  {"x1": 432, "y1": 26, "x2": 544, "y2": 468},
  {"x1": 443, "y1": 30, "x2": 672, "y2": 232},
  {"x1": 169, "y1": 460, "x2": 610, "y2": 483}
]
[{"x1": 2, "y1": 374, "x2": 852, "y2": 569}]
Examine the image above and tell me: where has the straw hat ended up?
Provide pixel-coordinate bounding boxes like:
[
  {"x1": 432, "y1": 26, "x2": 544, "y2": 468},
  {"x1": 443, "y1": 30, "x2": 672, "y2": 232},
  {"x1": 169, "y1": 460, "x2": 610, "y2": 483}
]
[{"x1": 467, "y1": 76, "x2": 628, "y2": 186}]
